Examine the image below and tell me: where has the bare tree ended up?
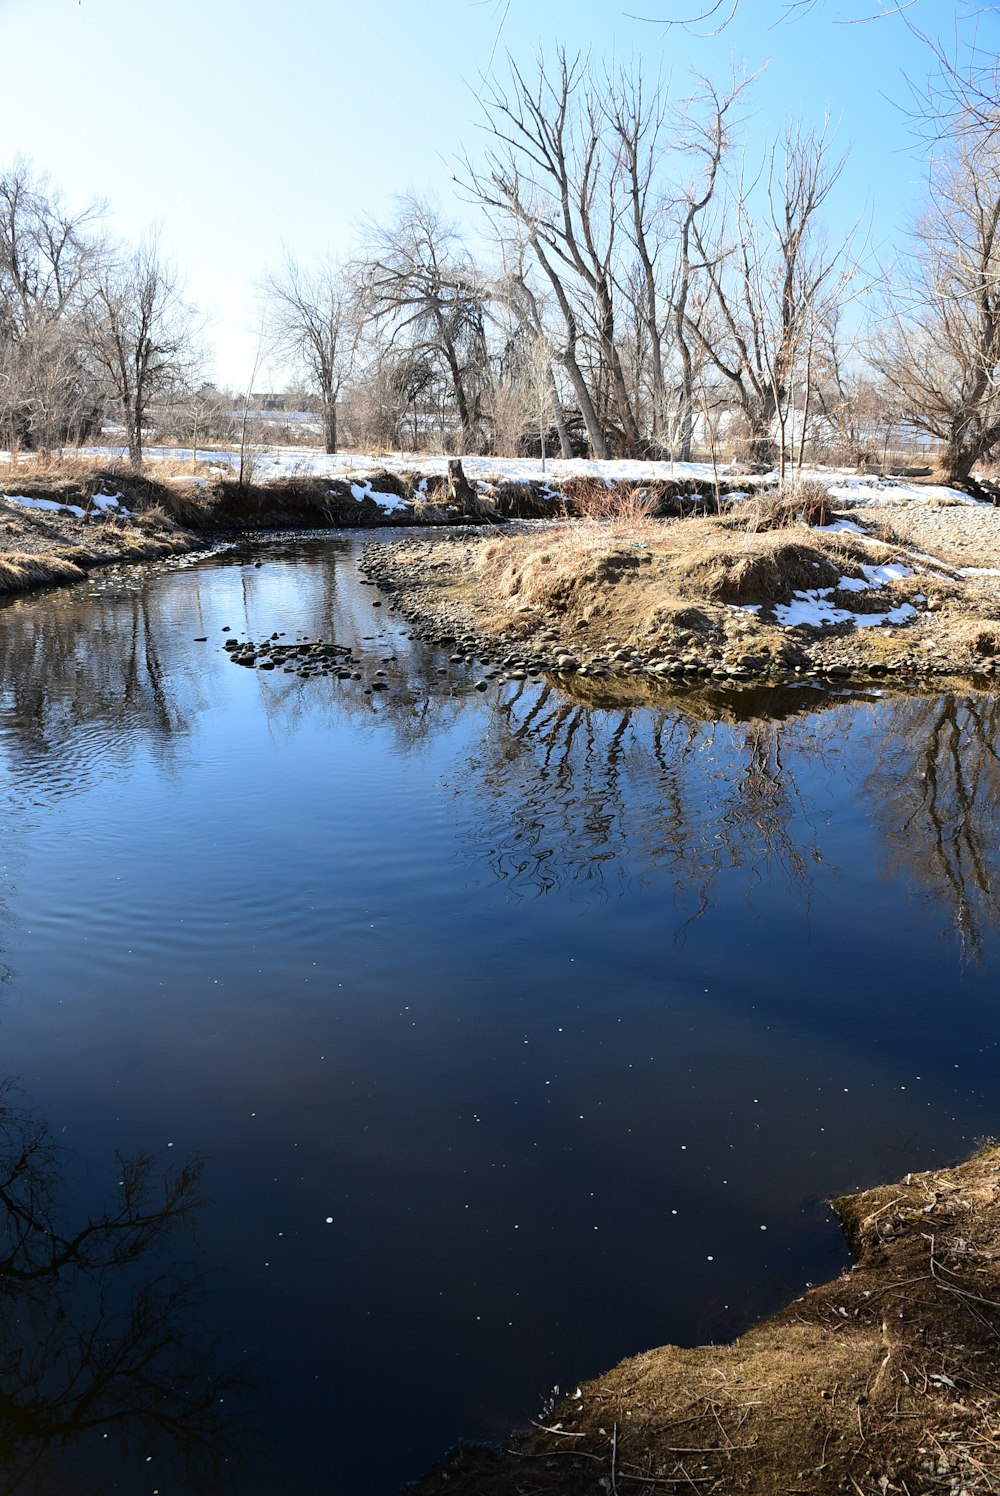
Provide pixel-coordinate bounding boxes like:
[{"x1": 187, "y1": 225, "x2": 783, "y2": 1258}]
[
  {"x1": 0, "y1": 160, "x2": 103, "y2": 453},
  {"x1": 85, "y1": 237, "x2": 195, "y2": 469},
  {"x1": 662, "y1": 74, "x2": 750, "y2": 459},
  {"x1": 359, "y1": 196, "x2": 490, "y2": 453},
  {"x1": 875, "y1": 110, "x2": 1000, "y2": 484},
  {"x1": 637, "y1": 1, "x2": 970, "y2": 31},
  {"x1": 469, "y1": 50, "x2": 644, "y2": 458},
  {"x1": 263, "y1": 253, "x2": 360, "y2": 454},
  {"x1": 689, "y1": 123, "x2": 849, "y2": 465},
  {"x1": 492, "y1": 257, "x2": 575, "y2": 456}
]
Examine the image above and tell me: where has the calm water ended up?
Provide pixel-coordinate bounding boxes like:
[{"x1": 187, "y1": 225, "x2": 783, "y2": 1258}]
[{"x1": 1, "y1": 532, "x2": 999, "y2": 1494}]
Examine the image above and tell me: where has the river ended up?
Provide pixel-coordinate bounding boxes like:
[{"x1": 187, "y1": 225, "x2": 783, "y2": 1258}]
[{"x1": 1, "y1": 530, "x2": 999, "y2": 1494}]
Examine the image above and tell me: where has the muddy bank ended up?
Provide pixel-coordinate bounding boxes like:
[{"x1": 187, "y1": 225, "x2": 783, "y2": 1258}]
[
  {"x1": 360, "y1": 512, "x2": 1000, "y2": 687},
  {"x1": 406, "y1": 1144, "x2": 1000, "y2": 1495}
]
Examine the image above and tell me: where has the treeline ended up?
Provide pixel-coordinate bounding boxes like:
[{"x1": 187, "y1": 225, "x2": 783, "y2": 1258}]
[{"x1": 5, "y1": 47, "x2": 1000, "y2": 481}]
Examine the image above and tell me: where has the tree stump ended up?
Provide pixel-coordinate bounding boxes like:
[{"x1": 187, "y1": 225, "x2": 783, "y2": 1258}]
[{"x1": 447, "y1": 458, "x2": 478, "y2": 508}]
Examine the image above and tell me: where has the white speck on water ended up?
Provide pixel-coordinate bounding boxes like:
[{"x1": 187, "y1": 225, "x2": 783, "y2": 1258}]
[
  {"x1": 707, "y1": 1255, "x2": 714, "y2": 1261},
  {"x1": 325, "y1": 1217, "x2": 333, "y2": 1224}
]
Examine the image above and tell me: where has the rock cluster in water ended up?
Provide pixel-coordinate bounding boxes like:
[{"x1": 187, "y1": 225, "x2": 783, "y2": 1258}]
[{"x1": 221, "y1": 632, "x2": 385, "y2": 684}]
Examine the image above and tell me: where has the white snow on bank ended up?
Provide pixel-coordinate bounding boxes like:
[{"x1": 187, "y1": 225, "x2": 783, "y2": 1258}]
[
  {"x1": 960, "y1": 566, "x2": 1000, "y2": 577},
  {"x1": 22, "y1": 444, "x2": 757, "y2": 487},
  {"x1": 826, "y1": 476, "x2": 986, "y2": 507},
  {"x1": 773, "y1": 592, "x2": 918, "y2": 629},
  {"x1": 1, "y1": 490, "x2": 129, "y2": 518},
  {"x1": 745, "y1": 561, "x2": 917, "y2": 630},
  {"x1": 349, "y1": 479, "x2": 408, "y2": 513},
  {"x1": 815, "y1": 518, "x2": 865, "y2": 534},
  {"x1": 1, "y1": 444, "x2": 993, "y2": 521}
]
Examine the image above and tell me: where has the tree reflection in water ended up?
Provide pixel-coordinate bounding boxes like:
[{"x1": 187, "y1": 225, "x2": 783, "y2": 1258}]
[
  {"x1": 462, "y1": 680, "x2": 832, "y2": 922},
  {"x1": 0, "y1": 1082, "x2": 251, "y2": 1495},
  {"x1": 458, "y1": 678, "x2": 1000, "y2": 956},
  {"x1": 867, "y1": 690, "x2": 1000, "y2": 959}
]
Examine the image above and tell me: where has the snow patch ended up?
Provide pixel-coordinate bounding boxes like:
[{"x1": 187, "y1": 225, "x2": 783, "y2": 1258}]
[
  {"x1": 815, "y1": 518, "x2": 864, "y2": 534},
  {"x1": 350, "y1": 480, "x2": 408, "y2": 514},
  {"x1": 2, "y1": 489, "x2": 130, "y2": 518}
]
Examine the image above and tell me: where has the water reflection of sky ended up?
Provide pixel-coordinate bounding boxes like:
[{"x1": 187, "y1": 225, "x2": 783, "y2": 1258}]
[{"x1": 0, "y1": 535, "x2": 999, "y2": 1494}]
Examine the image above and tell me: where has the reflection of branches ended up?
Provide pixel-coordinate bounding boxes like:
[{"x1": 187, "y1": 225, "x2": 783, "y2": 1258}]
[
  {"x1": 462, "y1": 685, "x2": 830, "y2": 921},
  {"x1": 867, "y1": 692, "x2": 1000, "y2": 960},
  {"x1": 0, "y1": 583, "x2": 194, "y2": 805},
  {"x1": 0, "y1": 1082, "x2": 251, "y2": 1494}
]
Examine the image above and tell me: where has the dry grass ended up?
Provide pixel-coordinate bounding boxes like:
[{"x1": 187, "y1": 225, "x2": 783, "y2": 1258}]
[
  {"x1": 0, "y1": 453, "x2": 136, "y2": 483},
  {"x1": 683, "y1": 529, "x2": 845, "y2": 603},
  {"x1": 736, "y1": 478, "x2": 832, "y2": 531},
  {"x1": 142, "y1": 454, "x2": 226, "y2": 479},
  {"x1": 472, "y1": 516, "x2": 872, "y2": 634},
  {"x1": 0, "y1": 551, "x2": 88, "y2": 593}
]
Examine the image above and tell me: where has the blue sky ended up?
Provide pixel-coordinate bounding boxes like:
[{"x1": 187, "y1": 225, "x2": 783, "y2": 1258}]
[{"x1": 0, "y1": 0, "x2": 992, "y2": 388}]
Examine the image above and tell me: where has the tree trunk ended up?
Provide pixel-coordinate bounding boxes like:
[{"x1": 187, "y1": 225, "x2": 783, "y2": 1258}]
[
  {"x1": 940, "y1": 440, "x2": 975, "y2": 485},
  {"x1": 558, "y1": 351, "x2": 609, "y2": 460},
  {"x1": 126, "y1": 403, "x2": 142, "y2": 469},
  {"x1": 323, "y1": 399, "x2": 337, "y2": 456}
]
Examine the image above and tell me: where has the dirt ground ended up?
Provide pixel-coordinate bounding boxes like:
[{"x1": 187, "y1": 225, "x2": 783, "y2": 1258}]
[{"x1": 407, "y1": 1145, "x2": 1000, "y2": 1496}]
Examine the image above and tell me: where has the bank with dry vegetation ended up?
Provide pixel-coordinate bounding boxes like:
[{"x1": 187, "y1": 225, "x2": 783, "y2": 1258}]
[
  {"x1": 363, "y1": 488, "x2": 1000, "y2": 685},
  {"x1": 409, "y1": 1144, "x2": 1000, "y2": 1495},
  {"x1": 5, "y1": 460, "x2": 1000, "y2": 692}
]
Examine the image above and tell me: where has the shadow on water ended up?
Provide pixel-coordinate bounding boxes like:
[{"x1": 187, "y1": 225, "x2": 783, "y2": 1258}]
[{"x1": 0, "y1": 1081, "x2": 253, "y2": 1495}]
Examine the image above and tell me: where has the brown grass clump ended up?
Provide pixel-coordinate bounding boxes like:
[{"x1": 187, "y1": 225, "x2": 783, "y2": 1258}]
[
  {"x1": 0, "y1": 551, "x2": 87, "y2": 594},
  {"x1": 680, "y1": 530, "x2": 843, "y2": 604},
  {"x1": 737, "y1": 479, "x2": 832, "y2": 531},
  {"x1": 556, "y1": 476, "x2": 663, "y2": 525},
  {"x1": 0, "y1": 453, "x2": 135, "y2": 484},
  {"x1": 469, "y1": 517, "x2": 879, "y2": 642}
]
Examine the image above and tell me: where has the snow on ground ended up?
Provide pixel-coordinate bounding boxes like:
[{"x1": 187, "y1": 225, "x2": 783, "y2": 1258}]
[
  {"x1": 0, "y1": 444, "x2": 983, "y2": 512},
  {"x1": 825, "y1": 475, "x2": 986, "y2": 507},
  {"x1": 1, "y1": 490, "x2": 129, "y2": 518},
  {"x1": 741, "y1": 562, "x2": 918, "y2": 631},
  {"x1": 815, "y1": 518, "x2": 865, "y2": 534},
  {"x1": 83, "y1": 446, "x2": 736, "y2": 487},
  {"x1": 773, "y1": 593, "x2": 919, "y2": 629},
  {"x1": 349, "y1": 479, "x2": 408, "y2": 513}
]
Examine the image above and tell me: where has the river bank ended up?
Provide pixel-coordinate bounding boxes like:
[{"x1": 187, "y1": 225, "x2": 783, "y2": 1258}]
[
  {"x1": 4, "y1": 460, "x2": 1000, "y2": 687},
  {"x1": 359, "y1": 501, "x2": 1000, "y2": 686},
  {"x1": 407, "y1": 1143, "x2": 1000, "y2": 1495}
]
